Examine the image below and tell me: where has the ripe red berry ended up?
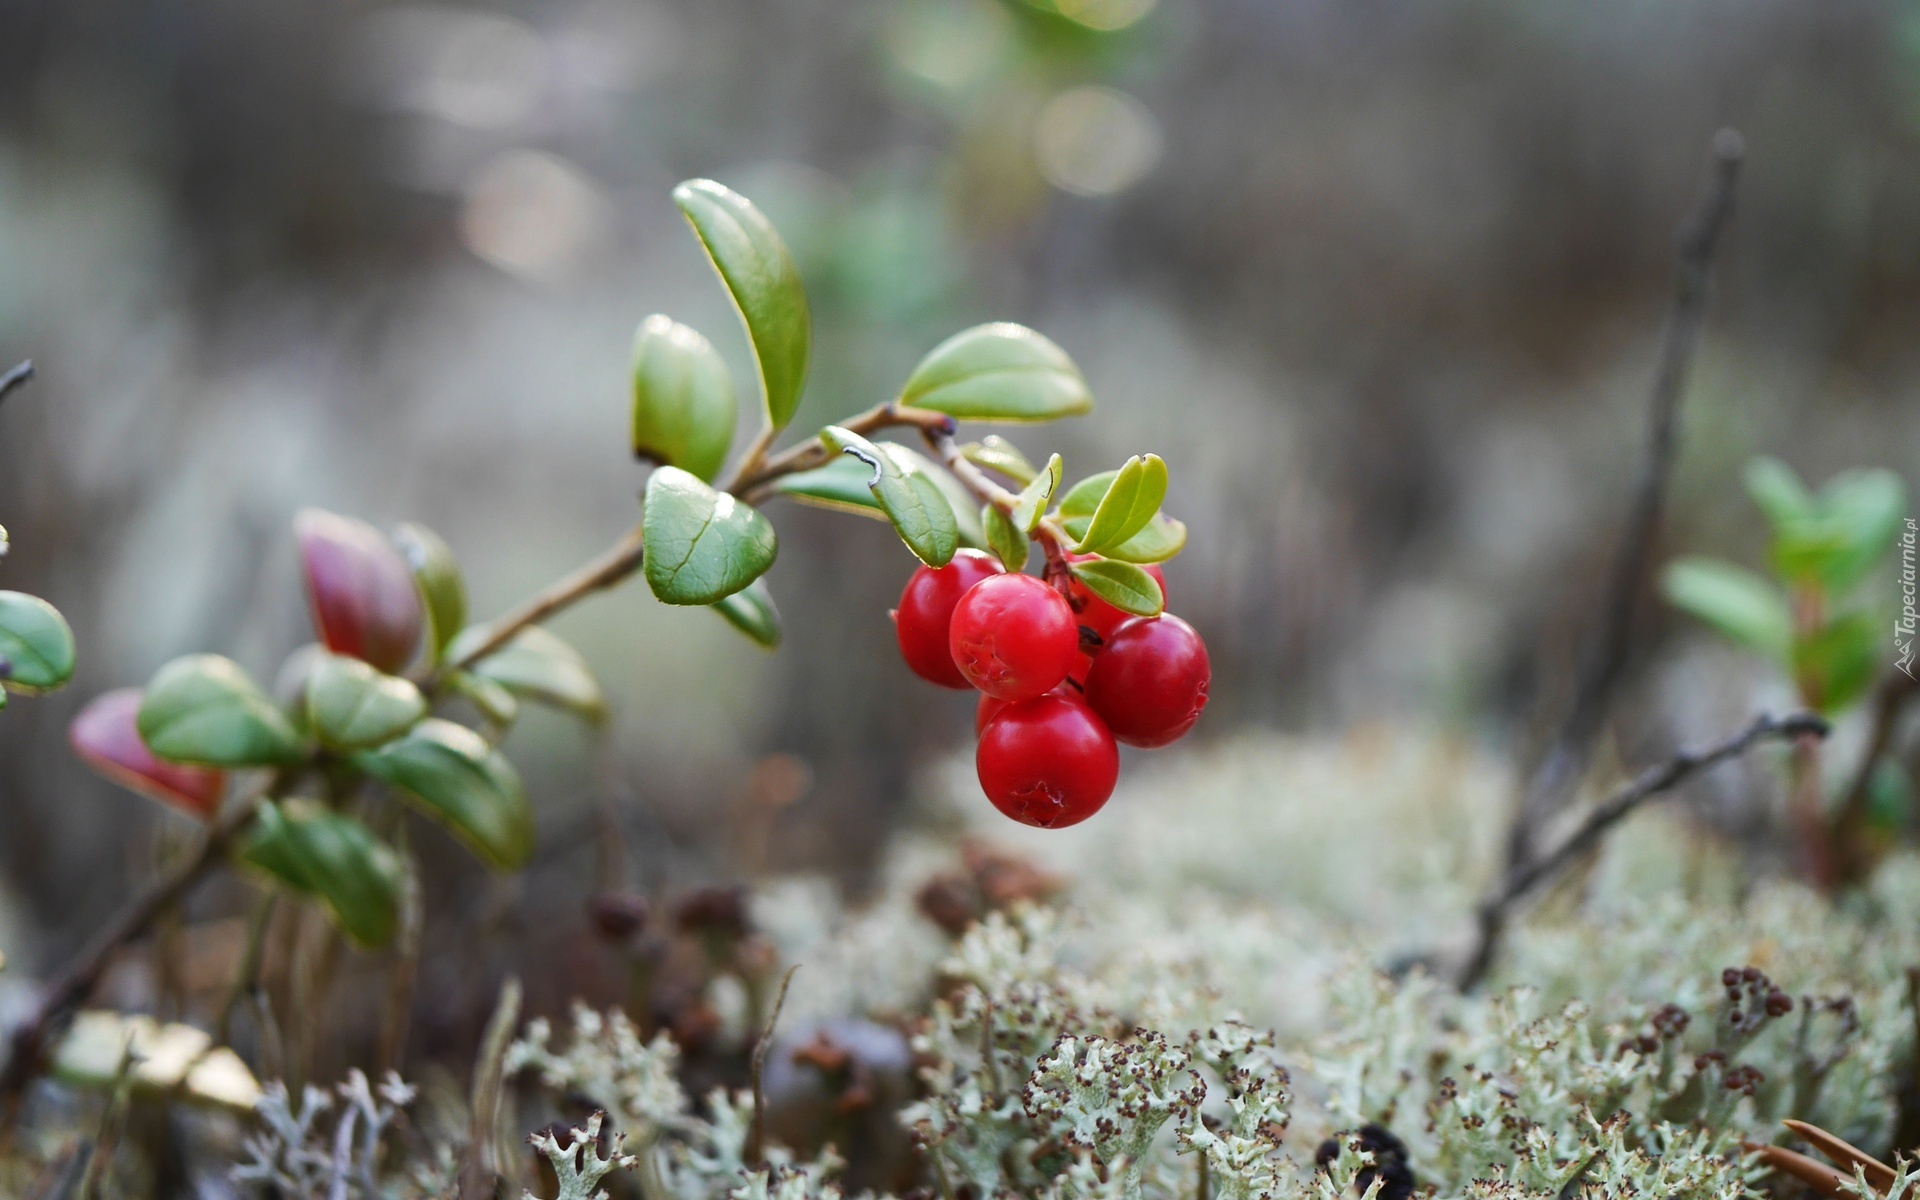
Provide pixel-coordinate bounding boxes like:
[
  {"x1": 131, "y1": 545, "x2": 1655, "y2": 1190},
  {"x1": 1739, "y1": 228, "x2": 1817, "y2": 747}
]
[
  {"x1": 1068, "y1": 556, "x2": 1168, "y2": 644},
  {"x1": 949, "y1": 573, "x2": 1079, "y2": 700},
  {"x1": 976, "y1": 692, "x2": 1008, "y2": 735},
  {"x1": 976, "y1": 694, "x2": 1118, "y2": 828},
  {"x1": 894, "y1": 550, "x2": 1003, "y2": 688},
  {"x1": 1084, "y1": 614, "x2": 1210, "y2": 748}
]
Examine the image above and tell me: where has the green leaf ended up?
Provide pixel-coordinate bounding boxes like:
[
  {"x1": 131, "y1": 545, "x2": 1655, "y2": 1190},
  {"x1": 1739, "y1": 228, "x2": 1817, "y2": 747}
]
[
  {"x1": 353, "y1": 719, "x2": 534, "y2": 872},
  {"x1": 444, "y1": 626, "x2": 605, "y2": 720},
  {"x1": 1744, "y1": 457, "x2": 1815, "y2": 531},
  {"x1": 880, "y1": 443, "x2": 986, "y2": 550},
  {"x1": 1057, "y1": 466, "x2": 1187, "y2": 563},
  {"x1": 642, "y1": 466, "x2": 779, "y2": 605},
  {"x1": 240, "y1": 800, "x2": 403, "y2": 948},
  {"x1": 305, "y1": 654, "x2": 426, "y2": 750},
  {"x1": 672, "y1": 179, "x2": 811, "y2": 433},
  {"x1": 1072, "y1": 455, "x2": 1168, "y2": 555},
  {"x1": 1661, "y1": 558, "x2": 1792, "y2": 662},
  {"x1": 138, "y1": 655, "x2": 306, "y2": 767},
  {"x1": 984, "y1": 504, "x2": 1029, "y2": 573},
  {"x1": 392, "y1": 523, "x2": 467, "y2": 664},
  {"x1": 900, "y1": 323, "x2": 1092, "y2": 423},
  {"x1": 962, "y1": 436, "x2": 1039, "y2": 485},
  {"x1": 819, "y1": 426, "x2": 958, "y2": 567},
  {"x1": 630, "y1": 314, "x2": 738, "y2": 483},
  {"x1": 1815, "y1": 468, "x2": 1907, "y2": 593},
  {"x1": 0, "y1": 590, "x2": 75, "y2": 694},
  {"x1": 712, "y1": 579, "x2": 781, "y2": 649},
  {"x1": 446, "y1": 670, "x2": 520, "y2": 727},
  {"x1": 1794, "y1": 611, "x2": 1881, "y2": 713},
  {"x1": 774, "y1": 456, "x2": 888, "y2": 519},
  {"x1": 1069, "y1": 559, "x2": 1164, "y2": 617}
]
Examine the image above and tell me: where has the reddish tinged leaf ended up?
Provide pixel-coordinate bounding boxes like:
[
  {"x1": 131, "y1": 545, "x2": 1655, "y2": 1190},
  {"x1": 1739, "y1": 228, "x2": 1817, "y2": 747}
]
[
  {"x1": 69, "y1": 688, "x2": 225, "y2": 820},
  {"x1": 294, "y1": 509, "x2": 422, "y2": 674}
]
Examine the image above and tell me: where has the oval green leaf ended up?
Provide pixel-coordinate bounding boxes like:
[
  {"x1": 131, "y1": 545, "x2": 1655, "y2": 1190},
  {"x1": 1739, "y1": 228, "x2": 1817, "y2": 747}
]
[
  {"x1": 631, "y1": 314, "x2": 738, "y2": 483},
  {"x1": 900, "y1": 323, "x2": 1092, "y2": 423},
  {"x1": 962, "y1": 435, "x2": 1039, "y2": 485},
  {"x1": 673, "y1": 179, "x2": 811, "y2": 432},
  {"x1": 393, "y1": 522, "x2": 467, "y2": 663},
  {"x1": 983, "y1": 504, "x2": 1029, "y2": 573},
  {"x1": 1069, "y1": 559, "x2": 1164, "y2": 618},
  {"x1": 305, "y1": 654, "x2": 427, "y2": 751},
  {"x1": 138, "y1": 655, "x2": 306, "y2": 767},
  {"x1": 239, "y1": 800, "x2": 403, "y2": 948},
  {"x1": 353, "y1": 718, "x2": 534, "y2": 872},
  {"x1": 1072, "y1": 454, "x2": 1168, "y2": 555},
  {"x1": 1060, "y1": 512, "x2": 1188, "y2": 564},
  {"x1": 446, "y1": 670, "x2": 521, "y2": 728},
  {"x1": 712, "y1": 578, "x2": 782, "y2": 649},
  {"x1": 880, "y1": 443, "x2": 986, "y2": 550},
  {"x1": 1661, "y1": 557, "x2": 1792, "y2": 663},
  {"x1": 1743, "y1": 457, "x2": 1815, "y2": 531},
  {"x1": 643, "y1": 466, "x2": 779, "y2": 605},
  {"x1": 0, "y1": 590, "x2": 75, "y2": 694},
  {"x1": 1795, "y1": 610, "x2": 1881, "y2": 714},
  {"x1": 819, "y1": 426, "x2": 958, "y2": 567},
  {"x1": 443, "y1": 625, "x2": 605, "y2": 720}
]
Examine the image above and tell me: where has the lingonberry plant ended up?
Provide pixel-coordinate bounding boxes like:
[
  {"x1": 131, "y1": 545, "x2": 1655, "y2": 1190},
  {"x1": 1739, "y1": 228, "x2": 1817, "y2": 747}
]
[
  {"x1": 7, "y1": 176, "x2": 1202, "y2": 1101},
  {"x1": 1664, "y1": 456, "x2": 1909, "y2": 883}
]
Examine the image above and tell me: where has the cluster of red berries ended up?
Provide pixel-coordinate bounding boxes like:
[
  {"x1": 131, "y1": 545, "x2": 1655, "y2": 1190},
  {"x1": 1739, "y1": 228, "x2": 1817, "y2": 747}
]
[{"x1": 893, "y1": 549, "x2": 1209, "y2": 829}]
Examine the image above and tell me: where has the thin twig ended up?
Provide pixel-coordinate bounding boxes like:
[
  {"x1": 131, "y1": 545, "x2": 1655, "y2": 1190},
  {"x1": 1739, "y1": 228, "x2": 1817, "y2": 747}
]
[
  {"x1": 0, "y1": 360, "x2": 34, "y2": 409},
  {"x1": 1460, "y1": 711, "x2": 1825, "y2": 988},
  {"x1": 1831, "y1": 670, "x2": 1920, "y2": 876},
  {"x1": 745, "y1": 964, "x2": 799, "y2": 1169},
  {"x1": 441, "y1": 524, "x2": 649, "y2": 677},
  {"x1": 1505, "y1": 130, "x2": 1746, "y2": 871},
  {"x1": 458, "y1": 976, "x2": 522, "y2": 1200},
  {"x1": 378, "y1": 842, "x2": 426, "y2": 1076},
  {"x1": 214, "y1": 892, "x2": 279, "y2": 1049}
]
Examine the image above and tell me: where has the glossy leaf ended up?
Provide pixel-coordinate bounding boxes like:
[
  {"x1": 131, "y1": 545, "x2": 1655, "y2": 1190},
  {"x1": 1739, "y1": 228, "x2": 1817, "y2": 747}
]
[
  {"x1": 1057, "y1": 468, "x2": 1186, "y2": 562},
  {"x1": 1795, "y1": 611, "x2": 1881, "y2": 714},
  {"x1": 900, "y1": 323, "x2": 1092, "y2": 423},
  {"x1": 962, "y1": 435, "x2": 1039, "y2": 485},
  {"x1": 0, "y1": 590, "x2": 75, "y2": 694},
  {"x1": 138, "y1": 655, "x2": 306, "y2": 767},
  {"x1": 820, "y1": 426, "x2": 958, "y2": 567},
  {"x1": 295, "y1": 509, "x2": 423, "y2": 674},
  {"x1": 444, "y1": 625, "x2": 604, "y2": 719},
  {"x1": 673, "y1": 179, "x2": 811, "y2": 432},
  {"x1": 984, "y1": 504, "x2": 1029, "y2": 573},
  {"x1": 1812, "y1": 469, "x2": 1907, "y2": 593},
  {"x1": 1011, "y1": 453, "x2": 1063, "y2": 534},
  {"x1": 393, "y1": 522, "x2": 466, "y2": 663},
  {"x1": 643, "y1": 466, "x2": 779, "y2": 605},
  {"x1": 70, "y1": 689, "x2": 226, "y2": 820},
  {"x1": 240, "y1": 800, "x2": 403, "y2": 948},
  {"x1": 880, "y1": 443, "x2": 986, "y2": 549},
  {"x1": 1069, "y1": 559, "x2": 1165, "y2": 617},
  {"x1": 630, "y1": 314, "x2": 738, "y2": 483},
  {"x1": 353, "y1": 719, "x2": 534, "y2": 871},
  {"x1": 712, "y1": 579, "x2": 782, "y2": 649},
  {"x1": 1662, "y1": 558, "x2": 1792, "y2": 662},
  {"x1": 1072, "y1": 455, "x2": 1168, "y2": 555},
  {"x1": 305, "y1": 654, "x2": 427, "y2": 750}
]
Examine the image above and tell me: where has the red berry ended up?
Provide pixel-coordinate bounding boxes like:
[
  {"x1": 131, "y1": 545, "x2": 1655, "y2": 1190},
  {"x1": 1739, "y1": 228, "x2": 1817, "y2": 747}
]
[
  {"x1": 1084, "y1": 614, "x2": 1210, "y2": 748},
  {"x1": 976, "y1": 692, "x2": 1009, "y2": 735},
  {"x1": 1068, "y1": 556, "x2": 1167, "y2": 644},
  {"x1": 976, "y1": 694, "x2": 1118, "y2": 828},
  {"x1": 894, "y1": 550, "x2": 1003, "y2": 688},
  {"x1": 948, "y1": 574, "x2": 1079, "y2": 700}
]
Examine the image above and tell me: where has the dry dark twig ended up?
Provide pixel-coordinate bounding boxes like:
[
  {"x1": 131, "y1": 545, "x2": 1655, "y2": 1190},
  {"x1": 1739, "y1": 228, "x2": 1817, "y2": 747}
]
[
  {"x1": 1460, "y1": 711, "x2": 1826, "y2": 987},
  {"x1": 1506, "y1": 128, "x2": 1746, "y2": 871},
  {"x1": 746, "y1": 964, "x2": 800, "y2": 1169}
]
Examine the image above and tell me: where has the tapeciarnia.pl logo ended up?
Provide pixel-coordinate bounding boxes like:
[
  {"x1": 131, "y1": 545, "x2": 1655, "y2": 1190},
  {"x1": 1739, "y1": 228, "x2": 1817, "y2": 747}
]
[{"x1": 1898, "y1": 517, "x2": 1917, "y2": 680}]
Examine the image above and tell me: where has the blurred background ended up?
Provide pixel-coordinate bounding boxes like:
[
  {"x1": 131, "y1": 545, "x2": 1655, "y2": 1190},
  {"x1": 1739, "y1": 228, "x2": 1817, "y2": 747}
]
[{"x1": 2, "y1": 0, "x2": 1918, "y2": 1059}]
